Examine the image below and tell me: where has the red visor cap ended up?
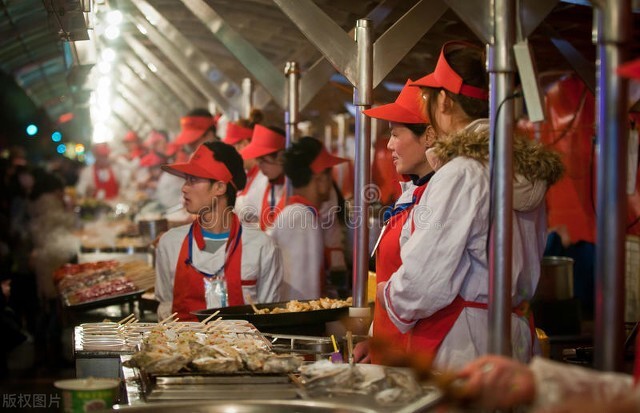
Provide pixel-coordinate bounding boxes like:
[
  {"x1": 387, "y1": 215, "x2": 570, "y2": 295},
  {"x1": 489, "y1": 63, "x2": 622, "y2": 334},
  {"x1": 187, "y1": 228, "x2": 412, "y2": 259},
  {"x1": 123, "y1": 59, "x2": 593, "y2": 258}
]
[
  {"x1": 223, "y1": 122, "x2": 253, "y2": 145},
  {"x1": 93, "y1": 143, "x2": 111, "y2": 157},
  {"x1": 410, "y1": 41, "x2": 489, "y2": 100},
  {"x1": 310, "y1": 146, "x2": 348, "y2": 174},
  {"x1": 123, "y1": 131, "x2": 139, "y2": 142},
  {"x1": 162, "y1": 145, "x2": 235, "y2": 189},
  {"x1": 618, "y1": 58, "x2": 640, "y2": 80},
  {"x1": 144, "y1": 130, "x2": 167, "y2": 148},
  {"x1": 139, "y1": 151, "x2": 165, "y2": 167},
  {"x1": 363, "y1": 80, "x2": 429, "y2": 124},
  {"x1": 240, "y1": 124, "x2": 285, "y2": 160},
  {"x1": 174, "y1": 116, "x2": 216, "y2": 145}
]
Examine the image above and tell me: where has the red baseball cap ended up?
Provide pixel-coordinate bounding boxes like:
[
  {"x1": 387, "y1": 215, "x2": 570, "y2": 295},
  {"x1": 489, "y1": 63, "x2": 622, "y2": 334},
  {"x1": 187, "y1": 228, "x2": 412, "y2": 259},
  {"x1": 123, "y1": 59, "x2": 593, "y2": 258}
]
[
  {"x1": 144, "y1": 130, "x2": 167, "y2": 148},
  {"x1": 240, "y1": 124, "x2": 286, "y2": 160},
  {"x1": 162, "y1": 144, "x2": 235, "y2": 188},
  {"x1": 174, "y1": 116, "x2": 216, "y2": 145},
  {"x1": 618, "y1": 58, "x2": 640, "y2": 80},
  {"x1": 223, "y1": 122, "x2": 253, "y2": 145},
  {"x1": 410, "y1": 41, "x2": 489, "y2": 100},
  {"x1": 363, "y1": 80, "x2": 428, "y2": 124},
  {"x1": 139, "y1": 151, "x2": 165, "y2": 167},
  {"x1": 93, "y1": 143, "x2": 111, "y2": 157},
  {"x1": 310, "y1": 145, "x2": 348, "y2": 174},
  {"x1": 123, "y1": 131, "x2": 139, "y2": 142}
]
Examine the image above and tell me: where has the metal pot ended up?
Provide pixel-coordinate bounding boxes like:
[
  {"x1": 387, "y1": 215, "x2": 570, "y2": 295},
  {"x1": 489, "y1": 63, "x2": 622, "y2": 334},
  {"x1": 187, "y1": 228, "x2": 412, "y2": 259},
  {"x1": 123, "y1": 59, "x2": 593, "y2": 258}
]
[
  {"x1": 535, "y1": 256, "x2": 574, "y2": 301},
  {"x1": 138, "y1": 218, "x2": 168, "y2": 241}
]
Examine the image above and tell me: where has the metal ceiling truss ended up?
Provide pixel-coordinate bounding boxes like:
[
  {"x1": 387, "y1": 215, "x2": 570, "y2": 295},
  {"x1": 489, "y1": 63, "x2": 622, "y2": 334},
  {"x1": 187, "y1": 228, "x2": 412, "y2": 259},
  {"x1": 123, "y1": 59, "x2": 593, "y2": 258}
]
[
  {"x1": 122, "y1": 33, "x2": 206, "y2": 110},
  {"x1": 128, "y1": 0, "x2": 243, "y2": 115}
]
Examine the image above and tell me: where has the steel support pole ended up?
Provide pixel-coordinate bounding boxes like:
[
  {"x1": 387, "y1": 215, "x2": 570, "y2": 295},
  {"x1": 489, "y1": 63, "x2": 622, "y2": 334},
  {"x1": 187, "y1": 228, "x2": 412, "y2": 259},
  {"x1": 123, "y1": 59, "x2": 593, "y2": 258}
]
[
  {"x1": 350, "y1": 19, "x2": 373, "y2": 318},
  {"x1": 242, "y1": 78, "x2": 254, "y2": 119},
  {"x1": 593, "y1": 0, "x2": 630, "y2": 372},
  {"x1": 285, "y1": 62, "x2": 300, "y2": 146},
  {"x1": 488, "y1": 0, "x2": 516, "y2": 357}
]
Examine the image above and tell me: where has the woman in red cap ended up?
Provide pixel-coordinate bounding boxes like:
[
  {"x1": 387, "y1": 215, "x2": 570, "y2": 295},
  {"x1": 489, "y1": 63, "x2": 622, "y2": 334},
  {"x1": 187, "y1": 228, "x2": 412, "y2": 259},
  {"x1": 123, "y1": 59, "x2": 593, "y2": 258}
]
[
  {"x1": 266, "y1": 137, "x2": 347, "y2": 300},
  {"x1": 448, "y1": 55, "x2": 640, "y2": 413},
  {"x1": 377, "y1": 41, "x2": 563, "y2": 369},
  {"x1": 154, "y1": 141, "x2": 283, "y2": 321},
  {"x1": 238, "y1": 125, "x2": 288, "y2": 229},
  {"x1": 352, "y1": 80, "x2": 436, "y2": 364},
  {"x1": 222, "y1": 118, "x2": 260, "y2": 202},
  {"x1": 76, "y1": 143, "x2": 122, "y2": 200}
]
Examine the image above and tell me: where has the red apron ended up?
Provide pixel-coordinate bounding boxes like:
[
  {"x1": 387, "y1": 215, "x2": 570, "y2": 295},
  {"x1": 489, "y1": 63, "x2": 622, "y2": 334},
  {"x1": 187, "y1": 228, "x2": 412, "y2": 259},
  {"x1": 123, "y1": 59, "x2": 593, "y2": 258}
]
[
  {"x1": 259, "y1": 178, "x2": 286, "y2": 231},
  {"x1": 172, "y1": 216, "x2": 248, "y2": 321},
  {"x1": 371, "y1": 184, "x2": 427, "y2": 364},
  {"x1": 93, "y1": 166, "x2": 119, "y2": 199},
  {"x1": 408, "y1": 297, "x2": 535, "y2": 357}
]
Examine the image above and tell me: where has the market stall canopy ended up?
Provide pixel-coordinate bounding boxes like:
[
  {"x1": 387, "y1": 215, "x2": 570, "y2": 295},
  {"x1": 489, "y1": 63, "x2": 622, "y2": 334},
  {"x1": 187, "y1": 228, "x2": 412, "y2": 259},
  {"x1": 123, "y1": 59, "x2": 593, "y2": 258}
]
[{"x1": 1, "y1": 0, "x2": 639, "y2": 146}]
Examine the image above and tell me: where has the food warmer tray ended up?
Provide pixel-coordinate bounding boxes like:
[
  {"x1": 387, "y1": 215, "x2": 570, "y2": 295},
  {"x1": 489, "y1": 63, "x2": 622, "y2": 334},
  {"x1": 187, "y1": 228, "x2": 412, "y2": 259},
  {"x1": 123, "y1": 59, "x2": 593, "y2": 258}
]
[
  {"x1": 63, "y1": 289, "x2": 146, "y2": 311},
  {"x1": 192, "y1": 300, "x2": 349, "y2": 329}
]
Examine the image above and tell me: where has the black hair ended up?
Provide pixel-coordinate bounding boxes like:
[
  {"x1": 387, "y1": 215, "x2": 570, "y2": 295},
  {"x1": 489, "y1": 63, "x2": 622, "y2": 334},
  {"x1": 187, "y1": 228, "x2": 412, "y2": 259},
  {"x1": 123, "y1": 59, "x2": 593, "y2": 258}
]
[
  {"x1": 237, "y1": 109, "x2": 264, "y2": 129},
  {"x1": 186, "y1": 108, "x2": 217, "y2": 138},
  {"x1": 203, "y1": 141, "x2": 246, "y2": 206},
  {"x1": 402, "y1": 123, "x2": 428, "y2": 137},
  {"x1": 29, "y1": 168, "x2": 65, "y2": 201},
  {"x1": 424, "y1": 45, "x2": 489, "y2": 131},
  {"x1": 283, "y1": 137, "x2": 323, "y2": 188}
]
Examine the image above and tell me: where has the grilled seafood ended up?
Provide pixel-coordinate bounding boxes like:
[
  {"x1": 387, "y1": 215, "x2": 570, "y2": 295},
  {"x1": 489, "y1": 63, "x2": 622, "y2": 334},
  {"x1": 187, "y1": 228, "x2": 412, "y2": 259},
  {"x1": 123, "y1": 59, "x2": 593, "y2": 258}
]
[{"x1": 254, "y1": 297, "x2": 352, "y2": 314}]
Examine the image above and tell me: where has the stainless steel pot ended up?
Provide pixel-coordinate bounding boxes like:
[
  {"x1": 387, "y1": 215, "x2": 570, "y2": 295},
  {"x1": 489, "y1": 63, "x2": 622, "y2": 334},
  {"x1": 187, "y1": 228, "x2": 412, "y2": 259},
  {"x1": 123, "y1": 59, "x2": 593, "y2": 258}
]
[{"x1": 535, "y1": 256, "x2": 574, "y2": 301}]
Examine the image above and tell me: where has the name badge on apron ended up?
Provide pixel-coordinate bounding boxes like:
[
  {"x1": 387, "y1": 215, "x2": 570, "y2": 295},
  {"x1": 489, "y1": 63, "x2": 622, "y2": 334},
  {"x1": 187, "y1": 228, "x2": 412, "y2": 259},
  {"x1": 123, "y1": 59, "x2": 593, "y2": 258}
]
[{"x1": 204, "y1": 276, "x2": 228, "y2": 309}]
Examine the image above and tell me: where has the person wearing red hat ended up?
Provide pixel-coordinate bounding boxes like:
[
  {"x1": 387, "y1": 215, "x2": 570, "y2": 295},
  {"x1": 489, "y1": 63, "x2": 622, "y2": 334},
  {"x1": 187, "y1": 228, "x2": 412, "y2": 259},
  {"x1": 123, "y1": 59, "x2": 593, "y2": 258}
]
[
  {"x1": 144, "y1": 130, "x2": 169, "y2": 157},
  {"x1": 154, "y1": 141, "x2": 283, "y2": 321},
  {"x1": 265, "y1": 137, "x2": 347, "y2": 300},
  {"x1": 153, "y1": 109, "x2": 218, "y2": 217},
  {"x1": 447, "y1": 53, "x2": 640, "y2": 413},
  {"x1": 122, "y1": 131, "x2": 146, "y2": 160},
  {"x1": 353, "y1": 80, "x2": 436, "y2": 364},
  {"x1": 376, "y1": 41, "x2": 563, "y2": 370},
  {"x1": 137, "y1": 151, "x2": 166, "y2": 197},
  {"x1": 76, "y1": 143, "x2": 122, "y2": 200},
  {"x1": 238, "y1": 125, "x2": 288, "y2": 230}
]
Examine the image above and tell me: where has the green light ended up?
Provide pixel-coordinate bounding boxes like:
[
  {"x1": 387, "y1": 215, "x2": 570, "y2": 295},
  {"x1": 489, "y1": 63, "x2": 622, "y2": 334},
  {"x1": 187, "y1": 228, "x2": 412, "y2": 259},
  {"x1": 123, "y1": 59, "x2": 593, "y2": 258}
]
[{"x1": 26, "y1": 124, "x2": 38, "y2": 136}]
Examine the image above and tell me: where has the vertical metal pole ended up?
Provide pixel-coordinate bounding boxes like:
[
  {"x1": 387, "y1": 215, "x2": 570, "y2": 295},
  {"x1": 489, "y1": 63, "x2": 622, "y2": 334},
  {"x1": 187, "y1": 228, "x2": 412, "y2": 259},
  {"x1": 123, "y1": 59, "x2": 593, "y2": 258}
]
[
  {"x1": 242, "y1": 78, "x2": 254, "y2": 119},
  {"x1": 324, "y1": 124, "x2": 332, "y2": 152},
  {"x1": 488, "y1": 0, "x2": 516, "y2": 357},
  {"x1": 350, "y1": 19, "x2": 372, "y2": 317},
  {"x1": 285, "y1": 61, "x2": 300, "y2": 146},
  {"x1": 594, "y1": 0, "x2": 630, "y2": 372}
]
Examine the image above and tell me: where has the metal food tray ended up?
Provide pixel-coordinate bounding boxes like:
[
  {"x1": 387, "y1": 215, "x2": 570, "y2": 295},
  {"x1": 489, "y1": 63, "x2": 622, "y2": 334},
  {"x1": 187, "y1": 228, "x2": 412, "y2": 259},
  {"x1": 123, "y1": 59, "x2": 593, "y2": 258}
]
[
  {"x1": 63, "y1": 289, "x2": 146, "y2": 310},
  {"x1": 136, "y1": 364, "x2": 298, "y2": 402}
]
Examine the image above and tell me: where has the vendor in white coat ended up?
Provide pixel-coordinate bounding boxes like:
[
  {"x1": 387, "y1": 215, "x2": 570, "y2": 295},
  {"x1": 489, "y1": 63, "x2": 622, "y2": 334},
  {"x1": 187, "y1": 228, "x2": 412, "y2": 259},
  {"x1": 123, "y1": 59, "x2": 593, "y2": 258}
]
[
  {"x1": 76, "y1": 143, "x2": 123, "y2": 200},
  {"x1": 378, "y1": 41, "x2": 563, "y2": 369},
  {"x1": 155, "y1": 141, "x2": 283, "y2": 321},
  {"x1": 267, "y1": 137, "x2": 348, "y2": 300},
  {"x1": 238, "y1": 125, "x2": 287, "y2": 229}
]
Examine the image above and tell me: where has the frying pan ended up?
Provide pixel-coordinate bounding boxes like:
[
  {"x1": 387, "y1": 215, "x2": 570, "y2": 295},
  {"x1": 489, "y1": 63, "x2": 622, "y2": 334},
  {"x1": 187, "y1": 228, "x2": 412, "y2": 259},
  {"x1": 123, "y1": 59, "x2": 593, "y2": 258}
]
[{"x1": 192, "y1": 300, "x2": 350, "y2": 334}]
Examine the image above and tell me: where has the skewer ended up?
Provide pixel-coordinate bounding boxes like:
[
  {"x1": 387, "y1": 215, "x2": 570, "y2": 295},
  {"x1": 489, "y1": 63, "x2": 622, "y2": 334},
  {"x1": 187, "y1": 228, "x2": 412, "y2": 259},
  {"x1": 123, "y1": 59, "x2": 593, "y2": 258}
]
[
  {"x1": 200, "y1": 310, "x2": 220, "y2": 325},
  {"x1": 159, "y1": 312, "x2": 178, "y2": 324},
  {"x1": 117, "y1": 313, "x2": 136, "y2": 324},
  {"x1": 205, "y1": 317, "x2": 223, "y2": 333},
  {"x1": 346, "y1": 331, "x2": 354, "y2": 366},
  {"x1": 244, "y1": 294, "x2": 260, "y2": 314}
]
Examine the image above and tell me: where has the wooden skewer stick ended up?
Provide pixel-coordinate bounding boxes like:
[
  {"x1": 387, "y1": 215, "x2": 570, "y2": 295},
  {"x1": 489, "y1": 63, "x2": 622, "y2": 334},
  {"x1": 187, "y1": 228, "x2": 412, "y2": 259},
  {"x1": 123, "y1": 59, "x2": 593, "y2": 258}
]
[
  {"x1": 159, "y1": 312, "x2": 178, "y2": 324},
  {"x1": 117, "y1": 314, "x2": 136, "y2": 324},
  {"x1": 200, "y1": 310, "x2": 220, "y2": 325},
  {"x1": 244, "y1": 294, "x2": 260, "y2": 314}
]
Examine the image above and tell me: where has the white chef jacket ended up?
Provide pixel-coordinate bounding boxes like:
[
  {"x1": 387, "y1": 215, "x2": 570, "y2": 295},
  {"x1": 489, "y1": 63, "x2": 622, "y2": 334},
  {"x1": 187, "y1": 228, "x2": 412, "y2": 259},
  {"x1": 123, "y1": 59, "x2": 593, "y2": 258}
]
[
  {"x1": 155, "y1": 221, "x2": 284, "y2": 320},
  {"x1": 384, "y1": 154, "x2": 545, "y2": 370},
  {"x1": 318, "y1": 186, "x2": 347, "y2": 270},
  {"x1": 75, "y1": 164, "x2": 125, "y2": 199},
  {"x1": 235, "y1": 171, "x2": 285, "y2": 227},
  {"x1": 267, "y1": 203, "x2": 323, "y2": 301}
]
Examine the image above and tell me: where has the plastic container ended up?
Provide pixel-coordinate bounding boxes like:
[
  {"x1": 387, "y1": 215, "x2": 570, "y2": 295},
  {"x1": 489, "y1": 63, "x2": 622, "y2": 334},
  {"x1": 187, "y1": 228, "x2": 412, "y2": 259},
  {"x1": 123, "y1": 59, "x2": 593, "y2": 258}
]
[{"x1": 54, "y1": 378, "x2": 119, "y2": 412}]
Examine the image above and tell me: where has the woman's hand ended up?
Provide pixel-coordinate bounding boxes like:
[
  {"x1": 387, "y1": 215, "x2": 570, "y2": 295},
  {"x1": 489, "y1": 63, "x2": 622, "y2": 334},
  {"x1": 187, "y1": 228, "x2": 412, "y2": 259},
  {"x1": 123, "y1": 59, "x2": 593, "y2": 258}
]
[
  {"x1": 353, "y1": 339, "x2": 371, "y2": 364},
  {"x1": 457, "y1": 355, "x2": 536, "y2": 409}
]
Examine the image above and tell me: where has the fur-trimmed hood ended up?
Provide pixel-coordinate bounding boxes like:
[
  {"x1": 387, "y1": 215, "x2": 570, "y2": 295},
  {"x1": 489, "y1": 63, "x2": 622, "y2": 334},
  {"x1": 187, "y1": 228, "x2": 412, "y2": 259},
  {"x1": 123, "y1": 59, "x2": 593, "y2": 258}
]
[{"x1": 428, "y1": 120, "x2": 564, "y2": 211}]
